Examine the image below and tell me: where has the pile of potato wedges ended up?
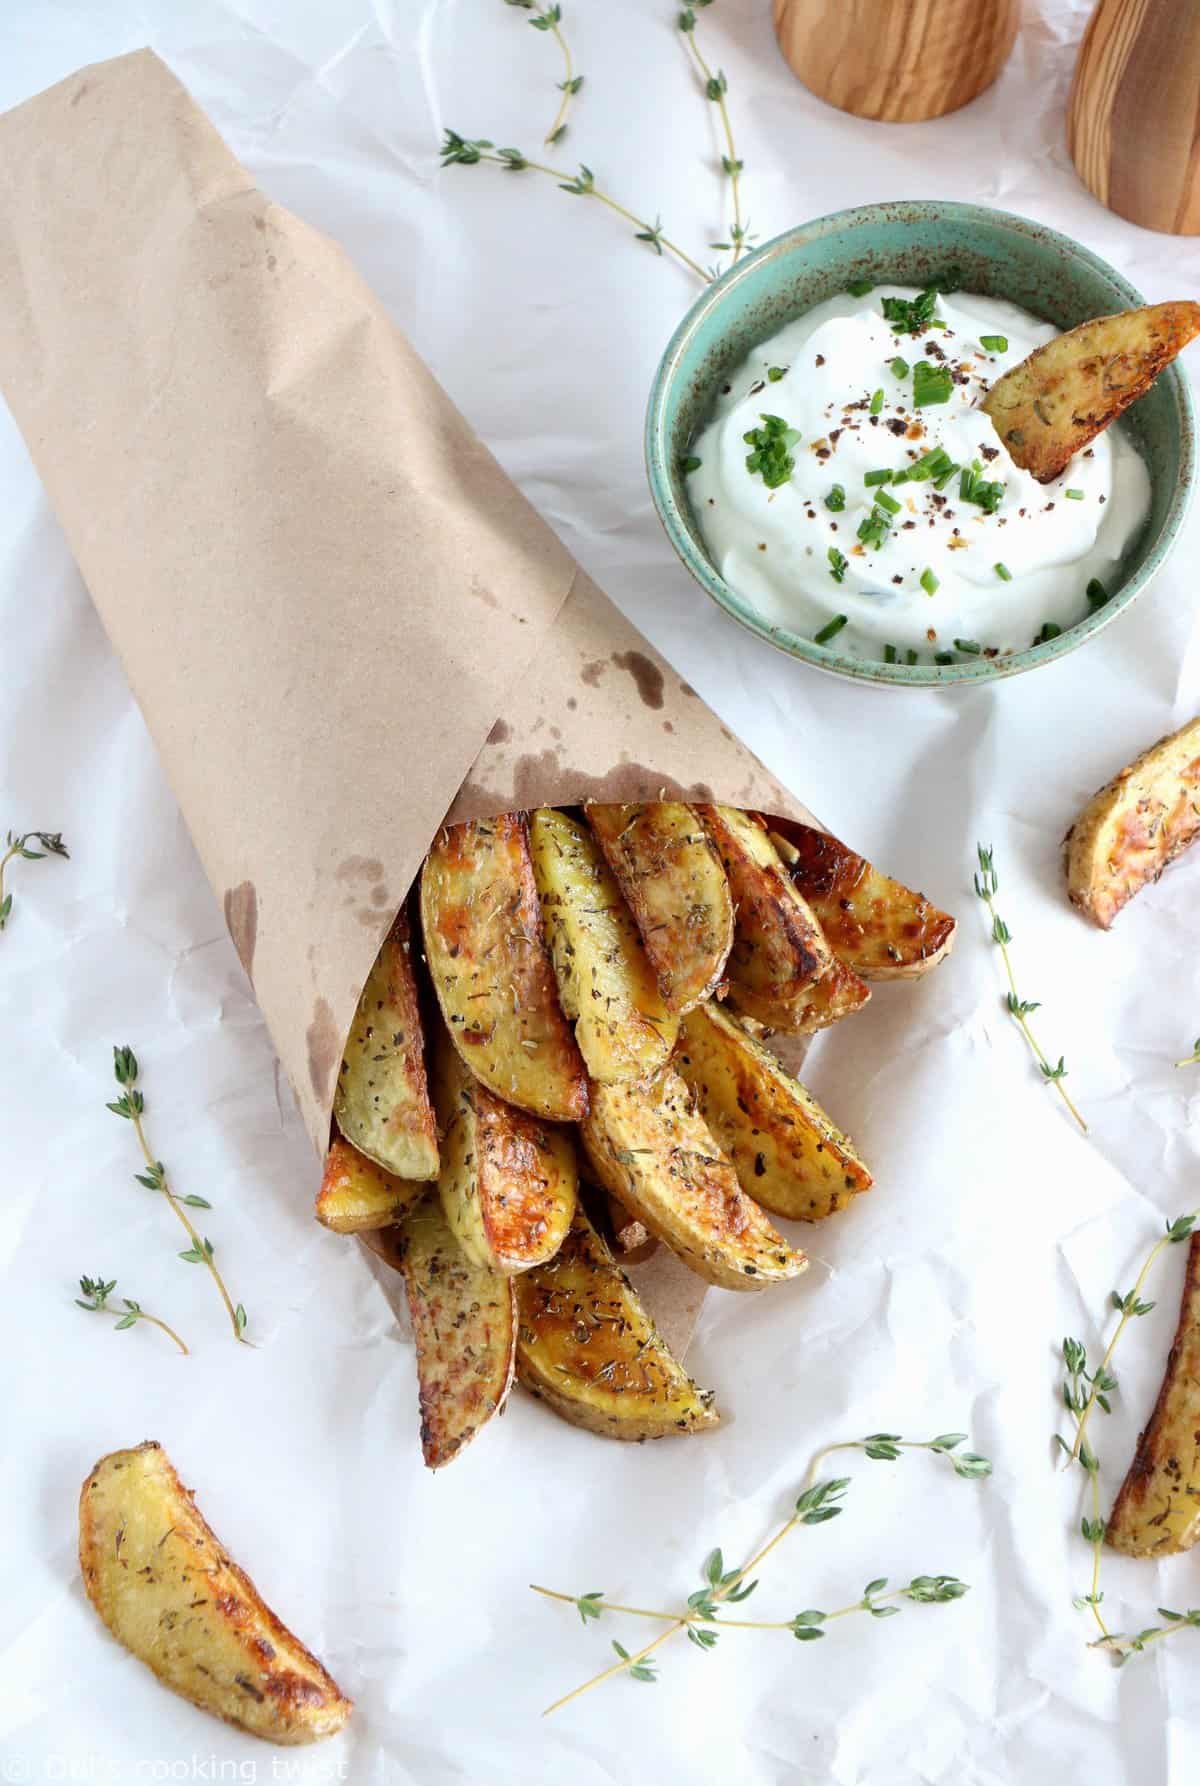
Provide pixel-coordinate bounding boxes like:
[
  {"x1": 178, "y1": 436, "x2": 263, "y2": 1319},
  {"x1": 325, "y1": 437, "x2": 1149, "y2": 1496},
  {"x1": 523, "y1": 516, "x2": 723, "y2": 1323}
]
[{"x1": 315, "y1": 803, "x2": 955, "y2": 1467}]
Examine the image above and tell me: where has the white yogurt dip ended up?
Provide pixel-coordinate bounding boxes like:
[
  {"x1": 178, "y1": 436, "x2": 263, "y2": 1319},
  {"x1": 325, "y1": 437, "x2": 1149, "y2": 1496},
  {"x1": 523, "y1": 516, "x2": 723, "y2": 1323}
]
[{"x1": 688, "y1": 286, "x2": 1150, "y2": 662}]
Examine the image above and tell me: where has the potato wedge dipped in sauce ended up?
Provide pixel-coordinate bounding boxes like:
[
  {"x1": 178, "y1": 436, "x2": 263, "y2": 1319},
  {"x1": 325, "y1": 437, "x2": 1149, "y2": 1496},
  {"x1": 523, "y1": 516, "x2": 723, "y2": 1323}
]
[
  {"x1": 515, "y1": 1204, "x2": 718, "y2": 1439},
  {"x1": 768, "y1": 820, "x2": 955, "y2": 981},
  {"x1": 582, "y1": 1068, "x2": 807, "y2": 1290},
  {"x1": 364, "y1": 1195, "x2": 516, "y2": 1469},
  {"x1": 585, "y1": 801, "x2": 734, "y2": 1013},
  {"x1": 1065, "y1": 715, "x2": 1200, "y2": 929},
  {"x1": 697, "y1": 805, "x2": 833, "y2": 1030},
  {"x1": 421, "y1": 814, "x2": 588, "y2": 1121},
  {"x1": 334, "y1": 909, "x2": 438, "y2": 1180},
  {"x1": 529, "y1": 806, "x2": 678, "y2": 1083},
  {"x1": 79, "y1": 1443, "x2": 351, "y2": 1743},
  {"x1": 432, "y1": 1020, "x2": 577, "y2": 1273},
  {"x1": 676, "y1": 1002, "x2": 872, "y2": 1223}
]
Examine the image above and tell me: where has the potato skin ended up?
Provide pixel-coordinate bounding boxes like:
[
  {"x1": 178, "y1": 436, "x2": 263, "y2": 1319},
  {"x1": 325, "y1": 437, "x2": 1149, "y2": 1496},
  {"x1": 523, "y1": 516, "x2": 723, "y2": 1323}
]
[
  {"x1": 1065, "y1": 716, "x2": 1200, "y2": 929},
  {"x1": 315, "y1": 1134, "x2": 426, "y2": 1234},
  {"x1": 421, "y1": 814, "x2": 588, "y2": 1121},
  {"x1": 366, "y1": 1193, "x2": 517, "y2": 1469},
  {"x1": 334, "y1": 909, "x2": 439, "y2": 1179},
  {"x1": 432, "y1": 1023, "x2": 576, "y2": 1273},
  {"x1": 514, "y1": 1205, "x2": 718, "y2": 1439},
  {"x1": 697, "y1": 806, "x2": 833, "y2": 1029},
  {"x1": 79, "y1": 1443, "x2": 351, "y2": 1744},
  {"x1": 585, "y1": 802, "x2": 734, "y2": 1013},
  {"x1": 768, "y1": 819, "x2": 955, "y2": 981},
  {"x1": 1107, "y1": 1235, "x2": 1200, "y2": 1557},
  {"x1": 982, "y1": 301, "x2": 1200, "y2": 482},
  {"x1": 581, "y1": 1067, "x2": 807, "y2": 1290},
  {"x1": 529, "y1": 807, "x2": 678, "y2": 1083},
  {"x1": 676, "y1": 1003, "x2": 872, "y2": 1222}
]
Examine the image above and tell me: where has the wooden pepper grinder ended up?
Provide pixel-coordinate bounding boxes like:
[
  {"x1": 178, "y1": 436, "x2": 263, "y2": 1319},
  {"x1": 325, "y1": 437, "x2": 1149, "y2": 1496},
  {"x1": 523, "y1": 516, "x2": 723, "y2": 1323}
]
[
  {"x1": 1068, "y1": 0, "x2": 1200, "y2": 235},
  {"x1": 772, "y1": 0, "x2": 1019, "y2": 124}
]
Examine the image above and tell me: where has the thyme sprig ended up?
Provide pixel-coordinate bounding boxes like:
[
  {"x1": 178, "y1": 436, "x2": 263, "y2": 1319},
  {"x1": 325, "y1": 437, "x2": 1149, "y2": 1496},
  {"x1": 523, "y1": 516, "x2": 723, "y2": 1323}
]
[
  {"x1": 1059, "y1": 1210, "x2": 1200, "y2": 1659},
  {"x1": 974, "y1": 844, "x2": 1087, "y2": 1134},
  {"x1": 440, "y1": 134, "x2": 709, "y2": 282},
  {"x1": 532, "y1": 1430, "x2": 989, "y2": 1714},
  {"x1": 678, "y1": 2, "x2": 751, "y2": 269},
  {"x1": 107, "y1": 1046, "x2": 249, "y2": 1344},
  {"x1": 1174, "y1": 1036, "x2": 1200, "y2": 1068},
  {"x1": 505, "y1": 2, "x2": 582, "y2": 145},
  {"x1": 0, "y1": 829, "x2": 69, "y2": 933},
  {"x1": 75, "y1": 1273, "x2": 188, "y2": 1354}
]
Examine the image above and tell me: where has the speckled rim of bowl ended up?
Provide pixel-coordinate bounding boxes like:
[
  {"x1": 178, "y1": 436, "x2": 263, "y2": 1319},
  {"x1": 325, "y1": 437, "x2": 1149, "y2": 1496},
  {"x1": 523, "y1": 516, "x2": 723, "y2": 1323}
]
[{"x1": 645, "y1": 202, "x2": 1197, "y2": 689}]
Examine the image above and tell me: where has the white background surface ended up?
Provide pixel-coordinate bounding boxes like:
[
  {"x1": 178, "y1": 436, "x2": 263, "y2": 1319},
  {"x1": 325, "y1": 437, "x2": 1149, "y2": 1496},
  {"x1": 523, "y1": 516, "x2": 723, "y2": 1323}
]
[{"x1": 3, "y1": 2, "x2": 1200, "y2": 1782}]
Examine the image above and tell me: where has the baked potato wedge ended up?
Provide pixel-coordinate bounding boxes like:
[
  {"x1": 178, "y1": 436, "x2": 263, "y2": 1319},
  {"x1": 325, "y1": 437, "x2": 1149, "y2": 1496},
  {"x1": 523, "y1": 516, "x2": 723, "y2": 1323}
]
[
  {"x1": 1107, "y1": 1234, "x2": 1200, "y2": 1557},
  {"x1": 581, "y1": 1067, "x2": 807, "y2": 1290},
  {"x1": 768, "y1": 820, "x2": 955, "y2": 981},
  {"x1": 1064, "y1": 716, "x2": 1200, "y2": 929},
  {"x1": 79, "y1": 1442, "x2": 351, "y2": 1744},
  {"x1": 366, "y1": 1192, "x2": 516, "y2": 1469},
  {"x1": 514, "y1": 1204, "x2": 718, "y2": 1439},
  {"x1": 982, "y1": 301, "x2": 1200, "y2": 483},
  {"x1": 314, "y1": 1134, "x2": 427, "y2": 1234},
  {"x1": 334, "y1": 909, "x2": 439, "y2": 1180},
  {"x1": 421, "y1": 815, "x2": 588, "y2": 1122},
  {"x1": 676, "y1": 1002, "x2": 872, "y2": 1222},
  {"x1": 697, "y1": 805, "x2": 833, "y2": 1029},
  {"x1": 585, "y1": 801, "x2": 734, "y2": 1012},
  {"x1": 529, "y1": 806, "x2": 678, "y2": 1083},
  {"x1": 432, "y1": 1022, "x2": 576, "y2": 1273}
]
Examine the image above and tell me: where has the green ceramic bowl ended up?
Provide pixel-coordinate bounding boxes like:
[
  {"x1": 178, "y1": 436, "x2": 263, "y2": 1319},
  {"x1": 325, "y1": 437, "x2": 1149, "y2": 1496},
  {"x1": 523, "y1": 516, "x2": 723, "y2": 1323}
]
[{"x1": 646, "y1": 201, "x2": 1196, "y2": 687}]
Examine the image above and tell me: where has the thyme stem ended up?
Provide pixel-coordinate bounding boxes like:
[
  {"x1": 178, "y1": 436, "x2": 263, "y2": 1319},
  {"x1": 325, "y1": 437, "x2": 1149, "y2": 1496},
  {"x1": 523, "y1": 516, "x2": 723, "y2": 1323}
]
[
  {"x1": 0, "y1": 829, "x2": 69, "y2": 933},
  {"x1": 127, "y1": 1104, "x2": 245, "y2": 1343},
  {"x1": 532, "y1": 1583, "x2": 915, "y2": 1630},
  {"x1": 544, "y1": 18, "x2": 576, "y2": 144},
  {"x1": 679, "y1": 12, "x2": 745, "y2": 263}
]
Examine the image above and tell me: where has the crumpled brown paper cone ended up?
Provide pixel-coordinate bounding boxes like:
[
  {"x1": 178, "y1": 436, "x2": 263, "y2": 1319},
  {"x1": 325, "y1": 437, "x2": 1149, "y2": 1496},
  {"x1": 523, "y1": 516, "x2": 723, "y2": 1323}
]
[{"x1": 0, "y1": 50, "x2": 816, "y2": 1350}]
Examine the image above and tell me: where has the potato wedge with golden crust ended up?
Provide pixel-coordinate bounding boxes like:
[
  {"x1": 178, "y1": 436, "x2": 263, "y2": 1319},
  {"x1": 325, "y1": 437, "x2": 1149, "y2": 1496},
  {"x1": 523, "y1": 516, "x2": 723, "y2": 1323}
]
[
  {"x1": 696, "y1": 805, "x2": 833, "y2": 1029},
  {"x1": 676, "y1": 1003, "x2": 872, "y2": 1223},
  {"x1": 79, "y1": 1442, "x2": 351, "y2": 1744},
  {"x1": 334, "y1": 909, "x2": 439, "y2": 1180},
  {"x1": 982, "y1": 301, "x2": 1200, "y2": 483},
  {"x1": 585, "y1": 802, "x2": 734, "y2": 1013},
  {"x1": 432, "y1": 1023, "x2": 576, "y2": 1273},
  {"x1": 365, "y1": 1192, "x2": 517, "y2": 1469},
  {"x1": 1064, "y1": 716, "x2": 1200, "y2": 929},
  {"x1": 421, "y1": 815, "x2": 588, "y2": 1122},
  {"x1": 314, "y1": 1134, "x2": 427, "y2": 1234},
  {"x1": 1107, "y1": 1235, "x2": 1200, "y2": 1557},
  {"x1": 768, "y1": 820, "x2": 955, "y2": 981},
  {"x1": 529, "y1": 806, "x2": 678, "y2": 1083},
  {"x1": 581, "y1": 1068, "x2": 807, "y2": 1290},
  {"x1": 514, "y1": 1205, "x2": 718, "y2": 1439}
]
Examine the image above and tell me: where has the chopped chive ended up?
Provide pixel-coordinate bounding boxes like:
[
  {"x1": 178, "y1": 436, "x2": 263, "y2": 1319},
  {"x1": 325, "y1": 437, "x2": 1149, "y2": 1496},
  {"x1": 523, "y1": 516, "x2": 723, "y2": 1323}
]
[
  {"x1": 682, "y1": 455, "x2": 702, "y2": 474},
  {"x1": 846, "y1": 278, "x2": 875, "y2": 297},
  {"x1": 933, "y1": 462, "x2": 961, "y2": 491},
  {"x1": 979, "y1": 334, "x2": 1008, "y2": 353},
  {"x1": 920, "y1": 567, "x2": 939, "y2": 595},
  {"x1": 857, "y1": 507, "x2": 892, "y2": 549},
  {"x1": 1034, "y1": 621, "x2": 1062, "y2": 644},
  {"x1": 767, "y1": 366, "x2": 787, "y2": 382},
  {"x1": 912, "y1": 362, "x2": 954, "y2": 408},
  {"x1": 954, "y1": 638, "x2": 982, "y2": 655},
  {"x1": 827, "y1": 546, "x2": 849, "y2": 583},
  {"x1": 825, "y1": 483, "x2": 846, "y2": 512},
  {"x1": 882, "y1": 288, "x2": 939, "y2": 335},
  {"x1": 1064, "y1": 488, "x2": 1084, "y2": 500},
  {"x1": 875, "y1": 488, "x2": 902, "y2": 515},
  {"x1": 743, "y1": 414, "x2": 800, "y2": 489},
  {"x1": 892, "y1": 467, "x2": 910, "y2": 486},
  {"x1": 883, "y1": 644, "x2": 898, "y2": 664},
  {"x1": 995, "y1": 561, "x2": 1012, "y2": 581},
  {"x1": 814, "y1": 613, "x2": 848, "y2": 644},
  {"x1": 905, "y1": 648, "x2": 919, "y2": 665},
  {"x1": 864, "y1": 469, "x2": 893, "y2": 487},
  {"x1": 934, "y1": 651, "x2": 955, "y2": 665},
  {"x1": 889, "y1": 356, "x2": 910, "y2": 379},
  {"x1": 1086, "y1": 577, "x2": 1110, "y2": 608},
  {"x1": 870, "y1": 388, "x2": 885, "y2": 414}
]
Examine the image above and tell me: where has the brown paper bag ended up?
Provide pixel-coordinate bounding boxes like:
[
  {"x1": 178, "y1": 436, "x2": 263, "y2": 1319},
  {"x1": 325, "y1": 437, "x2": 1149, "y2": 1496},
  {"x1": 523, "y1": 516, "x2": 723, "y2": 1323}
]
[{"x1": 0, "y1": 51, "x2": 815, "y2": 1348}]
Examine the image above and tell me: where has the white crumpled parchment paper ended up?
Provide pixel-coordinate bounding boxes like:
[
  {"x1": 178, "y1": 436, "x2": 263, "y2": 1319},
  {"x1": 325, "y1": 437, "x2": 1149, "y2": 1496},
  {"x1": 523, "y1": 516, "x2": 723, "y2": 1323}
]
[{"x1": 2, "y1": 2, "x2": 1200, "y2": 1781}]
